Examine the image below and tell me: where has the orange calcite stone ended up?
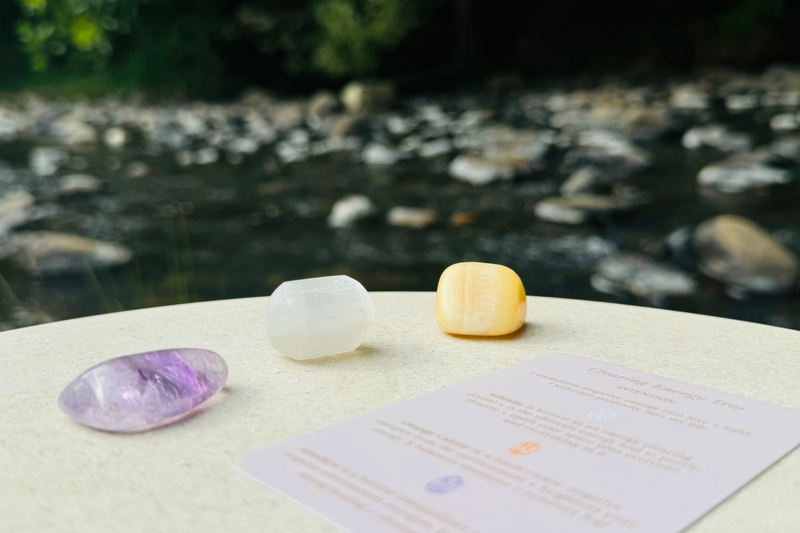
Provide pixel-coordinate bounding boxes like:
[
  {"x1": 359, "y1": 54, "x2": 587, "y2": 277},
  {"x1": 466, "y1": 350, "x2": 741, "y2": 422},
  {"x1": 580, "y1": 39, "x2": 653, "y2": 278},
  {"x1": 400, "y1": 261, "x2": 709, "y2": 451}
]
[{"x1": 436, "y1": 262, "x2": 527, "y2": 336}]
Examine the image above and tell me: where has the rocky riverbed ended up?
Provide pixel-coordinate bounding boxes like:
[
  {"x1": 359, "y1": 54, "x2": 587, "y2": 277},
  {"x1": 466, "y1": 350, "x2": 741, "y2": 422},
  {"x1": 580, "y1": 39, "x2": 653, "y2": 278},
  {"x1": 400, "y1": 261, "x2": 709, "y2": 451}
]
[{"x1": 1, "y1": 66, "x2": 800, "y2": 331}]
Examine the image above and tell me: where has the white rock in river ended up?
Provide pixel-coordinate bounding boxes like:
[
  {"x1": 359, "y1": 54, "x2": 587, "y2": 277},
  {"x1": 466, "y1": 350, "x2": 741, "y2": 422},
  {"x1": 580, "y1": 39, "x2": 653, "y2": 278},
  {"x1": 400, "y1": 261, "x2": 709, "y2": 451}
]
[
  {"x1": 591, "y1": 254, "x2": 697, "y2": 305},
  {"x1": 448, "y1": 155, "x2": 530, "y2": 185},
  {"x1": 266, "y1": 275, "x2": 375, "y2": 360},
  {"x1": 386, "y1": 206, "x2": 438, "y2": 228},
  {"x1": 328, "y1": 195, "x2": 377, "y2": 228},
  {"x1": 59, "y1": 174, "x2": 103, "y2": 195},
  {"x1": 362, "y1": 143, "x2": 400, "y2": 165},
  {"x1": 0, "y1": 190, "x2": 35, "y2": 236},
  {"x1": 30, "y1": 147, "x2": 68, "y2": 176},
  {"x1": 103, "y1": 127, "x2": 128, "y2": 149},
  {"x1": 697, "y1": 159, "x2": 791, "y2": 194},
  {"x1": 11, "y1": 231, "x2": 133, "y2": 275}
]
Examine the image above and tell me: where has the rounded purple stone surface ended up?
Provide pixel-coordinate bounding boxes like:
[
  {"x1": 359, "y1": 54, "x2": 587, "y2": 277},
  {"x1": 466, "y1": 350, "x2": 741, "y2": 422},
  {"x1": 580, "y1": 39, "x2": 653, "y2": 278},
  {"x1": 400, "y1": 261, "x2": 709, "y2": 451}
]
[{"x1": 58, "y1": 348, "x2": 228, "y2": 432}]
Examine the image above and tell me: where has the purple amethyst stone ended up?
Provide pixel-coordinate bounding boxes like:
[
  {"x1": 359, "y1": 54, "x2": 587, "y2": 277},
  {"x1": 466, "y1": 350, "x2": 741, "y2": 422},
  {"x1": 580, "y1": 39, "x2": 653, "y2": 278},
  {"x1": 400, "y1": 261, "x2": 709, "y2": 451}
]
[{"x1": 59, "y1": 348, "x2": 228, "y2": 432}]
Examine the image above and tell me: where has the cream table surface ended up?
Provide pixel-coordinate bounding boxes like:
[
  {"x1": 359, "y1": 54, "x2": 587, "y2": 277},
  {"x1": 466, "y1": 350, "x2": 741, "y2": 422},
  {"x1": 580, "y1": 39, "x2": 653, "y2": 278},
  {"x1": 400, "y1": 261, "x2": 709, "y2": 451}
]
[{"x1": 3, "y1": 292, "x2": 800, "y2": 533}]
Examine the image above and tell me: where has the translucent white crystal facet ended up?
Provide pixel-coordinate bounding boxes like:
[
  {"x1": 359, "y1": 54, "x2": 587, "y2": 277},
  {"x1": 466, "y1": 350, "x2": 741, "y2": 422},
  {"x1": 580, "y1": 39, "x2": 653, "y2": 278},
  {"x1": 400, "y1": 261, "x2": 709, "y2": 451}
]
[{"x1": 266, "y1": 275, "x2": 375, "y2": 360}]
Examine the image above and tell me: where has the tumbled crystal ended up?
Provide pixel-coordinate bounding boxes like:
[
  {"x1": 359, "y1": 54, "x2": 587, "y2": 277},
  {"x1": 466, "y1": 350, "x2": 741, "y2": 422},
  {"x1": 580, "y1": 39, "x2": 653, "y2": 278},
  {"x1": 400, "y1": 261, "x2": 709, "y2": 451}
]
[
  {"x1": 436, "y1": 262, "x2": 527, "y2": 336},
  {"x1": 266, "y1": 275, "x2": 375, "y2": 360},
  {"x1": 58, "y1": 348, "x2": 228, "y2": 432}
]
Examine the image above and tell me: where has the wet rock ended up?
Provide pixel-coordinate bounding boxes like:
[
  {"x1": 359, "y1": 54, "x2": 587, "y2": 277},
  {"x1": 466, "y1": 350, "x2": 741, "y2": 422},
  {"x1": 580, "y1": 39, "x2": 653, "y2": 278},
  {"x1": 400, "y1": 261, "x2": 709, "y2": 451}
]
[
  {"x1": 0, "y1": 191, "x2": 35, "y2": 236},
  {"x1": 30, "y1": 147, "x2": 68, "y2": 176},
  {"x1": 270, "y1": 102, "x2": 305, "y2": 131},
  {"x1": 663, "y1": 226, "x2": 699, "y2": 271},
  {"x1": 694, "y1": 215, "x2": 799, "y2": 295},
  {"x1": 682, "y1": 125, "x2": 753, "y2": 153},
  {"x1": 125, "y1": 162, "x2": 150, "y2": 178},
  {"x1": 340, "y1": 81, "x2": 394, "y2": 115},
  {"x1": 592, "y1": 253, "x2": 697, "y2": 305},
  {"x1": 308, "y1": 91, "x2": 339, "y2": 117},
  {"x1": 619, "y1": 105, "x2": 675, "y2": 142},
  {"x1": 386, "y1": 207, "x2": 438, "y2": 229},
  {"x1": 725, "y1": 94, "x2": 759, "y2": 112},
  {"x1": 386, "y1": 115, "x2": 415, "y2": 135},
  {"x1": 482, "y1": 126, "x2": 554, "y2": 163},
  {"x1": 770, "y1": 135, "x2": 800, "y2": 160},
  {"x1": 327, "y1": 195, "x2": 377, "y2": 228},
  {"x1": 330, "y1": 114, "x2": 367, "y2": 138},
  {"x1": 227, "y1": 137, "x2": 260, "y2": 154},
  {"x1": 448, "y1": 155, "x2": 531, "y2": 185},
  {"x1": 103, "y1": 127, "x2": 127, "y2": 149},
  {"x1": 697, "y1": 158, "x2": 792, "y2": 194},
  {"x1": 560, "y1": 167, "x2": 604, "y2": 196},
  {"x1": 362, "y1": 143, "x2": 401, "y2": 166},
  {"x1": 50, "y1": 117, "x2": 98, "y2": 145},
  {"x1": 564, "y1": 129, "x2": 651, "y2": 176},
  {"x1": 770, "y1": 113, "x2": 798, "y2": 132},
  {"x1": 59, "y1": 174, "x2": 103, "y2": 196},
  {"x1": 534, "y1": 195, "x2": 625, "y2": 225},
  {"x1": 11, "y1": 231, "x2": 133, "y2": 276},
  {"x1": 418, "y1": 138, "x2": 452, "y2": 158},
  {"x1": 670, "y1": 85, "x2": 710, "y2": 110},
  {"x1": 449, "y1": 211, "x2": 478, "y2": 227}
]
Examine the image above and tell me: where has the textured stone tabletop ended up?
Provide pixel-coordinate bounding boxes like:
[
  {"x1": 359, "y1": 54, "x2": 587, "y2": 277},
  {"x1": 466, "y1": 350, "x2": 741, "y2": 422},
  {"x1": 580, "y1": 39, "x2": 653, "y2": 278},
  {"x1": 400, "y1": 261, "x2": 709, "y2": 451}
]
[{"x1": 2, "y1": 293, "x2": 800, "y2": 532}]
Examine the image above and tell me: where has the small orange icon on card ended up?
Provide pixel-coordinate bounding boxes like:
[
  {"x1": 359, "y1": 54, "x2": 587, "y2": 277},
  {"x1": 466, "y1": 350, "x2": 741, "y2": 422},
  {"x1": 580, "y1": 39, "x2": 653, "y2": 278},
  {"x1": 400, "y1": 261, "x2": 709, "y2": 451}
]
[{"x1": 510, "y1": 442, "x2": 540, "y2": 455}]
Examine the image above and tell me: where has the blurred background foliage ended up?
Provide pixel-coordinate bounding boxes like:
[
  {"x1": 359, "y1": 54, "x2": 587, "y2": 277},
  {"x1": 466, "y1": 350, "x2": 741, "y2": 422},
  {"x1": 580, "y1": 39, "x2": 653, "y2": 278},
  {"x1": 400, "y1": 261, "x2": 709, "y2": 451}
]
[{"x1": 0, "y1": 0, "x2": 797, "y2": 98}]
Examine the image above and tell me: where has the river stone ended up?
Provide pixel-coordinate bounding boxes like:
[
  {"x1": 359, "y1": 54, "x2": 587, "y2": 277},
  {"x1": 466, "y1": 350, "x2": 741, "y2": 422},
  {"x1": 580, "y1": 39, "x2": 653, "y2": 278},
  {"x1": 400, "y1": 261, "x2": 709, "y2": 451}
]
[
  {"x1": 308, "y1": 91, "x2": 338, "y2": 117},
  {"x1": 0, "y1": 191, "x2": 35, "y2": 236},
  {"x1": 448, "y1": 155, "x2": 530, "y2": 185},
  {"x1": 12, "y1": 231, "x2": 133, "y2": 275},
  {"x1": 560, "y1": 167, "x2": 604, "y2": 196},
  {"x1": 534, "y1": 195, "x2": 625, "y2": 225},
  {"x1": 682, "y1": 125, "x2": 753, "y2": 153},
  {"x1": 670, "y1": 85, "x2": 710, "y2": 110},
  {"x1": 387, "y1": 207, "x2": 438, "y2": 229},
  {"x1": 362, "y1": 143, "x2": 401, "y2": 166},
  {"x1": 30, "y1": 147, "x2": 68, "y2": 176},
  {"x1": 697, "y1": 160, "x2": 792, "y2": 194},
  {"x1": 327, "y1": 195, "x2": 377, "y2": 228},
  {"x1": 59, "y1": 174, "x2": 103, "y2": 196},
  {"x1": 59, "y1": 348, "x2": 228, "y2": 432},
  {"x1": 694, "y1": 215, "x2": 800, "y2": 295},
  {"x1": 266, "y1": 275, "x2": 375, "y2": 360},
  {"x1": 340, "y1": 82, "x2": 394, "y2": 114},
  {"x1": 591, "y1": 253, "x2": 697, "y2": 305},
  {"x1": 103, "y1": 127, "x2": 128, "y2": 149}
]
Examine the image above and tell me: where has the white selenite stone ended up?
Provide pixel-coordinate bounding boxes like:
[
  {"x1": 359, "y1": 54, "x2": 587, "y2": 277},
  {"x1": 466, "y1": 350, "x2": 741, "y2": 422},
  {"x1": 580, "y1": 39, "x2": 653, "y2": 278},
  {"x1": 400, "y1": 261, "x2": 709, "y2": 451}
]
[{"x1": 266, "y1": 275, "x2": 375, "y2": 360}]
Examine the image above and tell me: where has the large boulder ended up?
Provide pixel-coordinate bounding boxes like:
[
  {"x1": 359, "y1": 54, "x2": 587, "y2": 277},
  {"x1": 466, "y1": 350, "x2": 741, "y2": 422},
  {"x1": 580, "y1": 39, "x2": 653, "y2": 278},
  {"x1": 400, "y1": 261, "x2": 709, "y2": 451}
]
[
  {"x1": 11, "y1": 232, "x2": 133, "y2": 276},
  {"x1": 694, "y1": 215, "x2": 799, "y2": 295}
]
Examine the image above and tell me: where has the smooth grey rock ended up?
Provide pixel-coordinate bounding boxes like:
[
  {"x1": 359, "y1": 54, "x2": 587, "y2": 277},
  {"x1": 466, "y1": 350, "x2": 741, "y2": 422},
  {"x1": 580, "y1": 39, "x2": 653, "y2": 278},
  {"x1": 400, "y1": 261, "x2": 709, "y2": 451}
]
[
  {"x1": 386, "y1": 207, "x2": 438, "y2": 229},
  {"x1": 11, "y1": 231, "x2": 133, "y2": 276},
  {"x1": 534, "y1": 194, "x2": 624, "y2": 225},
  {"x1": 560, "y1": 167, "x2": 604, "y2": 196},
  {"x1": 362, "y1": 143, "x2": 401, "y2": 166},
  {"x1": 59, "y1": 174, "x2": 103, "y2": 196},
  {"x1": 592, "y1": 253, "x2": 697, "y2": 305},
  {"x1": 0, "y1": 191, "x2": 35, "y2": 236},
  {"x1": 308, "y1": 91, "x2": 338, "y2": 117},
  {"x1": 30, "y1": 147, "x2": 68, "y2": 177},
  {"x1": 340, "y1": 82, "x2": 394, "y2": 114},
  {"x1": 327, "y1": 195, "x2": 377, "y2": 228},
  {"x1": 697, "y1": 159, "x2": 792, "y2": 194},
  {"x1": 448, "y1": 155, "x2": 530, "y2": 185},
  {"x1": 694, "y1": 215, "x2": 799, "y2": 295}
]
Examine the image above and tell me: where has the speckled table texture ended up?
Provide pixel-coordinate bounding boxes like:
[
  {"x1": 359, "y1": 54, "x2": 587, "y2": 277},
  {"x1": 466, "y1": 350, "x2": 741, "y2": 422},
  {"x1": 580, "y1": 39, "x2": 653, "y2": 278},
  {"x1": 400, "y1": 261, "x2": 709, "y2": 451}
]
[{"x1": 2, "y1": 292, "x2": 800, "y2": 532}]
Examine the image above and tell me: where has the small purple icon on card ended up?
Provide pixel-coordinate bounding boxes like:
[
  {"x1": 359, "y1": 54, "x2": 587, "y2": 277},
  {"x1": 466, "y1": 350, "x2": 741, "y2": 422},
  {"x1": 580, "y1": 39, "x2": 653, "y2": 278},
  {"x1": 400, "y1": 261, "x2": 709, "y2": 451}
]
[
  {"x1": 588, "y1": 408, "x2": 617, "y2": 421},
  {"x1": 426, "y1": 475, "x2": 464, "y2": 493}
]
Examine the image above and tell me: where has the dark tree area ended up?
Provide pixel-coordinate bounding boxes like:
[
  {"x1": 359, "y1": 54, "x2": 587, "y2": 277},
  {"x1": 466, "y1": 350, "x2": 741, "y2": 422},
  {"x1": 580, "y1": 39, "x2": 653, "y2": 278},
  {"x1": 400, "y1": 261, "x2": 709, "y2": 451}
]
[{"x1": 1, "y1": 0, "x2": 798, "y2": 97}]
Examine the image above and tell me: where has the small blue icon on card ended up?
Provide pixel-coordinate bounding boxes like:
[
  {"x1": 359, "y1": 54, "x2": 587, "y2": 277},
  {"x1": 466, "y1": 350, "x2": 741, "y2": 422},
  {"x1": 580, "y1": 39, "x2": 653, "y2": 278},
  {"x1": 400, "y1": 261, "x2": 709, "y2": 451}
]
[{"x1": 426, "y1": 475, "x2": 464, "y2": 493}]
